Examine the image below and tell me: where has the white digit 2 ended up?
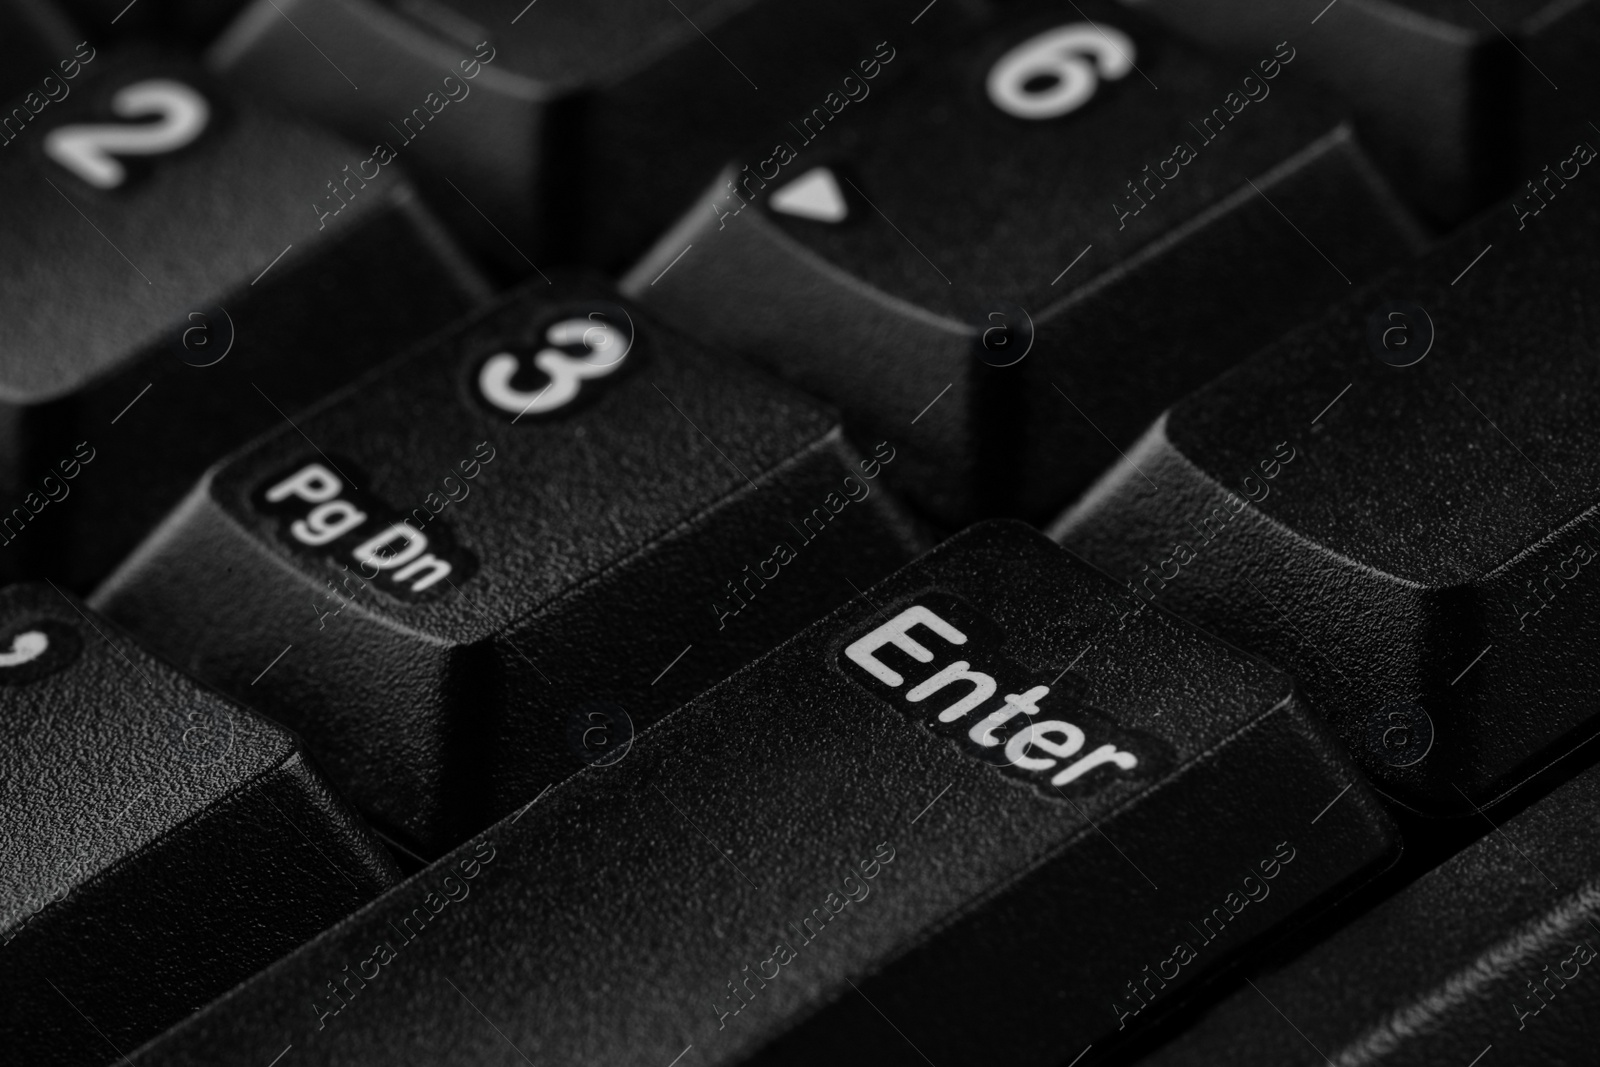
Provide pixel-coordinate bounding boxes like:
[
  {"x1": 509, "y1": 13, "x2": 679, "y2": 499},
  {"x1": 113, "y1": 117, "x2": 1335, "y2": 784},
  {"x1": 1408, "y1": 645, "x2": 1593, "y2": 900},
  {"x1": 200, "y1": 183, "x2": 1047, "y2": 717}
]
[
  {"x1": 0, "y1": 630, "x2": 48, "y2": 668},
  {"x1": 43, "y1": 79, "x2": 211, "y2": 189},
  {"x1": 479, "y1": 315, "x2": 632, "y2": 417},
  {"x1": 987, "y1": 24, "x2": 1136, "y2": 120}
]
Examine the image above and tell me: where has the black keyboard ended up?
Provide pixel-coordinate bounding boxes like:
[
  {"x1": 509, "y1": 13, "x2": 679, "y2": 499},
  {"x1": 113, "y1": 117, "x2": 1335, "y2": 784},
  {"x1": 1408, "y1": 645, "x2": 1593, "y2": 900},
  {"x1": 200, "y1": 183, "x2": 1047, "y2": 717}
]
[{"x1": 7, "y1": 1, "x2": 1600, "y2": 1064}]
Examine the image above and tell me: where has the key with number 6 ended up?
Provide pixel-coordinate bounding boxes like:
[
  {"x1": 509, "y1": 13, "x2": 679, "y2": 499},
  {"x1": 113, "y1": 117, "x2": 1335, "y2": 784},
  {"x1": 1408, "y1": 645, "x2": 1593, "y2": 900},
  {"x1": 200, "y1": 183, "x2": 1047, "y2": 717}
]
[
  {"x1": 627, "y1": 0, "x2": 1425, "y2": 525},
  {"x1": 93, "y1": 282, "x2": 925, "y2": 856}
]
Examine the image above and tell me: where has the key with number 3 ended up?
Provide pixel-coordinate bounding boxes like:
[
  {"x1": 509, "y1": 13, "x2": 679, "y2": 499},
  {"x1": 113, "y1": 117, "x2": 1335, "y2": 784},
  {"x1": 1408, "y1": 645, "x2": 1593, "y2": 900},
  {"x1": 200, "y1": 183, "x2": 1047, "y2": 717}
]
[{"x1": 93, "y1": 282, "x2": 926, "y2": 856}]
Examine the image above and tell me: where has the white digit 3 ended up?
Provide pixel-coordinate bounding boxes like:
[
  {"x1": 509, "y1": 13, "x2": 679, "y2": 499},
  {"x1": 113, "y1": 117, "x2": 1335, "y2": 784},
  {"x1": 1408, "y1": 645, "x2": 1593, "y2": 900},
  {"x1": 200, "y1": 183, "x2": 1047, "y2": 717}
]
[
  {"x1": 478, "y1": 314, "x2": 633, "y2": 417},
  {"x1": 986, "y1": 23, "x2": 1136, "y2": 120},
  {"x1": 43, "y1": 79, "x2": 211, "y2": 189}
]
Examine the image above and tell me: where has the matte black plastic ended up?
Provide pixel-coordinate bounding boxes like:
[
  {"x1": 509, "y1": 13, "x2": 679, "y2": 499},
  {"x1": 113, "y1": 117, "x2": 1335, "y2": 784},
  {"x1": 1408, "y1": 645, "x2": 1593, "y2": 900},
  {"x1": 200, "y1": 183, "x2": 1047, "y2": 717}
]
[
  {"x1": 0, "y1": 51, "x2": 489, "y2": 590},
  {"x1": 126, "y1": 522, "x2": 1398, "y2": 1067},
  {"x1": 206, "y1": 0, "x2": 967, "y2": 269},
  {"x1": 1053, "y1": 152, "x2": 1600, "y2": 815},
  {"x1": 1139, "y1": 754, "x2": 1600, "y2": 1064},
  {"x1": 1121, "y1": 0, "x2": 1600, "y2": 225},
  {"x1": 0, "y1": 0, "x2": 81, "y2": 102},
  {"x1": 627, "y1": 0, "x2": 1426, "y2": 525},
  {"x1": 0, "y1": 584, "x2": 399, "y2": 1067},
  {"x1": 92, "y1": 281, "x2": 926, "y2": 856}
]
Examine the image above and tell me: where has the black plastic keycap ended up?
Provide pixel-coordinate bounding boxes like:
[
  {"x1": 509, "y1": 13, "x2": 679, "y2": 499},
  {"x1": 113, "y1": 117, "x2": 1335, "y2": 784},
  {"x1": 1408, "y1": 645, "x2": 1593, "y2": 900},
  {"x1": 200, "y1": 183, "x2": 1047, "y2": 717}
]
[
  {"x1": 1053, "y1": 159, "x2": 1600, "y2": 815},
  {"x1": 625, "y1": 0, "x2": 1424, "y2": 525},
  {"x1": 1121, "y1": 0, "x2": 1600, "y2": 225},
  {"x1": 0, "y1": 584, "x2": 398, "y2": 1067},
  {"x1": 206, "y1": 0, "x2": 937, "y2": 270},
  {"x1": 0, "y1": 51, "x2": 488, "y2": 590},
  {"x1": 92, "y1": 282, "x2": 925, "y2": 856},
  {"x1": 126, "y1": 522, "x2": 1397, "y2": 1067},
  {"x1": 1139, "y1": 758, "x2": 1600, "y2": 1065}
]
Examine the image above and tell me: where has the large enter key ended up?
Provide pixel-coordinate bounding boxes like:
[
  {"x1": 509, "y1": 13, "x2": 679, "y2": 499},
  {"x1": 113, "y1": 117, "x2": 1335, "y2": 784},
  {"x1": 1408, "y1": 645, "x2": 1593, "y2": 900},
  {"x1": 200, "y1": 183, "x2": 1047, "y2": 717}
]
[{"x1": 129, "y1": 523, "x2": 1397, "y2": 1067}]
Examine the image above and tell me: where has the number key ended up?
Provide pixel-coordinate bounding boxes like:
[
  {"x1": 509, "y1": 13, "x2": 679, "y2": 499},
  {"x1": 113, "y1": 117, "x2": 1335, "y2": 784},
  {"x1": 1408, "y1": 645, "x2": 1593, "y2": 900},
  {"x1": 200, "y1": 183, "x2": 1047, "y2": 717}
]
[
  {"x1": 92, "y1": 284, "x2": 926, "y2": 856},
  {"x1": 0, "y1": 53, "x2": 489, "y2": 590},
  {"x1": 627, "y1": 0, "x2": 1427, "y2": 525}
]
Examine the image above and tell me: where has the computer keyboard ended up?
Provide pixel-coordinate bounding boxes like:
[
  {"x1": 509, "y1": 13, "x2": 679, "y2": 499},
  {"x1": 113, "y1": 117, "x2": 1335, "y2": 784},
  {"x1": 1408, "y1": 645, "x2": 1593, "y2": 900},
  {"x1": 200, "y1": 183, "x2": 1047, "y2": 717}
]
[{"x1": 6, "y1": 1, "x2": 1600, "y2": 1064}]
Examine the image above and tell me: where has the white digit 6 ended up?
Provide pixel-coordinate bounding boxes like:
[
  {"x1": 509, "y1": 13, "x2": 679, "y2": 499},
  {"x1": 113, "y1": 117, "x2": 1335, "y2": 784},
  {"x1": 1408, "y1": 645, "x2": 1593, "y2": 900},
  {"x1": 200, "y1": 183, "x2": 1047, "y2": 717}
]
[
  {"x1": 986, "y1": 24, "x2": 1136, "y2": 120},
  {"x1": 478, "y1": 315, "x2": 632, "y2": 417},
  {"x1": 44, "y1": 79, "x2": 211, "y2": 189}
]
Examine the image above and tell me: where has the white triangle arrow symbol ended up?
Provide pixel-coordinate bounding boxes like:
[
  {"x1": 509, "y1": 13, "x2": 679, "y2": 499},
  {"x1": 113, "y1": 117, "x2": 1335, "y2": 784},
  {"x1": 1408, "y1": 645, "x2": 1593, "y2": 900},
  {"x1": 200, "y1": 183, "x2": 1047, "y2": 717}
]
[{"x1": 769, "y1": 167, "x2": 849, "y2": 223}]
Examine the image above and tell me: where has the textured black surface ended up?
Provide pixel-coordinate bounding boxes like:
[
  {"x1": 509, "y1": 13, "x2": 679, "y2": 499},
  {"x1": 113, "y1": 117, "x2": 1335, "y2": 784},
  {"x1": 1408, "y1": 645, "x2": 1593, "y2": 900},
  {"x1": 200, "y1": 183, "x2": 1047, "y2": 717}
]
[
  {"x1": 1122, "y1": 0, "x2": 1600, "y2": 225},
  {"x1": 20, "y1": 2, "x2": 1600, "y2": 1061},
  {"x1": 1053, "y1": 149, "x2": 1600, "y2": 816},
  {"x1": 205, "y1": 0, "x2": 961, "y2": 270},
  {"x1": 625, "y1": 0, "x2": 1425, "y2": 525},
  {"x1": 91, "y1": 281, "x2": 926, "y2": 856},
  {"x1": 0, "y1": 50, "x2": 489, "y2": 591},
  {"x1": 126, "y1": 522, "x2": 1397, "y2": 1067},
  {"x1": 0, "y1": 583, "x2": 399, "y2": 1067},
  {"x1": 1139, "y1": 752, "x2": 1600, "y2": 1065}
]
